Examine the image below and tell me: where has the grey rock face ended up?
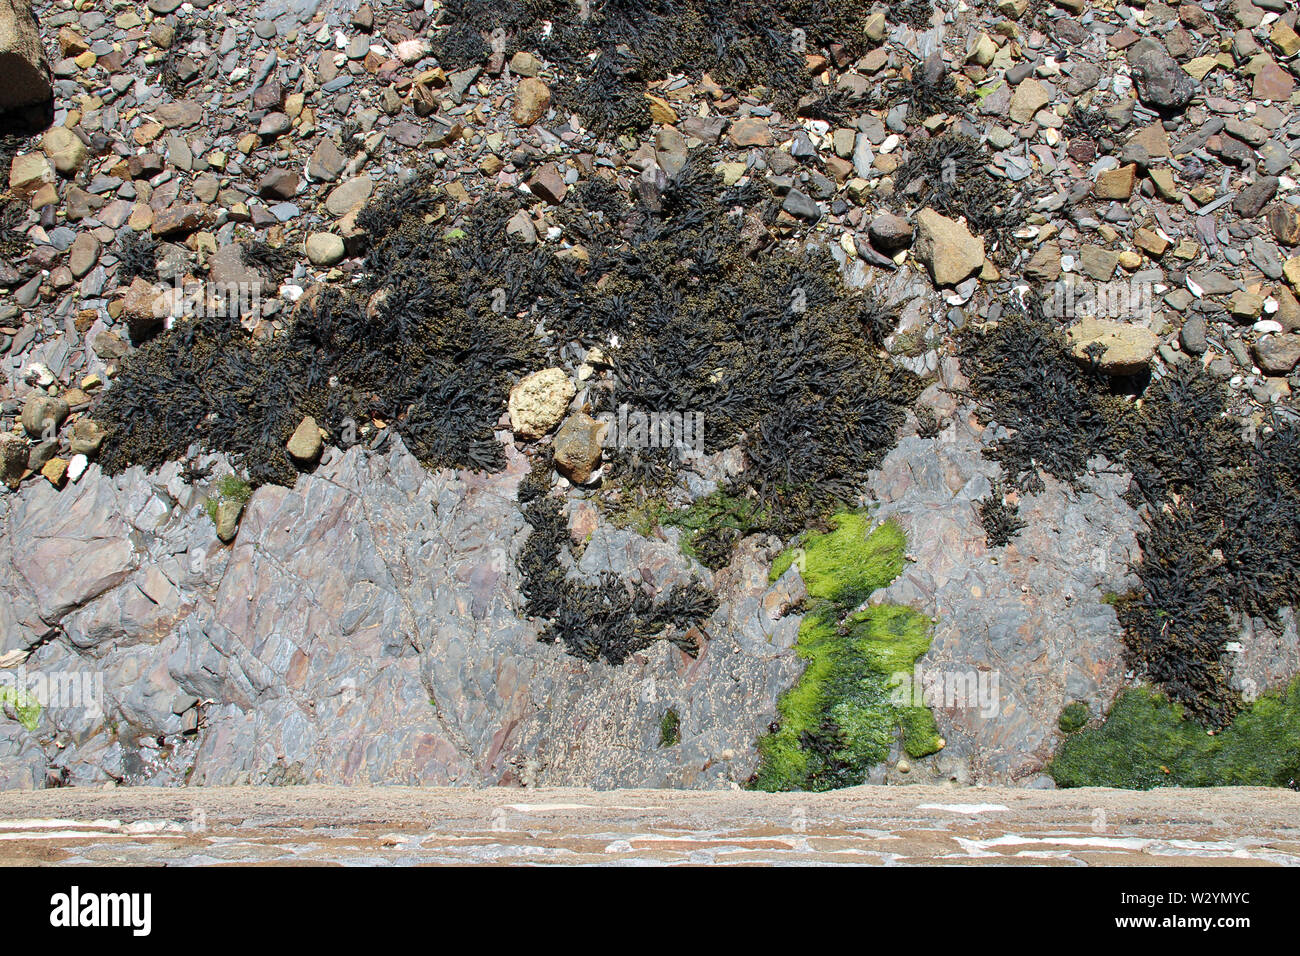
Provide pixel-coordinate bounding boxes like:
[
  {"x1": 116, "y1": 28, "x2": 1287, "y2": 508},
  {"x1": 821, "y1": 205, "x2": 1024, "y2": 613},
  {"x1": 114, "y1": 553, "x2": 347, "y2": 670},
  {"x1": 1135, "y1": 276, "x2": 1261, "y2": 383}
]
[{"x1": 0, "y1": 440, "x2": 804, "y2": 789}]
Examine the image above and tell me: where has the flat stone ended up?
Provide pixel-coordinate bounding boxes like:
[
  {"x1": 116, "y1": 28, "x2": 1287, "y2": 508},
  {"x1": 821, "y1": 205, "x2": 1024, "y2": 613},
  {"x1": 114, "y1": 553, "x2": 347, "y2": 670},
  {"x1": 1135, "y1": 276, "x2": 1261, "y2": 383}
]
[
  {"x1": 728, "y1": 117, "x2": 772, "y2": 147},
  {"x1": 1067, "y1": 318, "x2": 1158, "y2": 373},
  {"x1": 914, "y1": 209, "x2": 985, "y2": 287},
  {"x1": 325, "y1": 176, "x2": 373, "y2": 217}
]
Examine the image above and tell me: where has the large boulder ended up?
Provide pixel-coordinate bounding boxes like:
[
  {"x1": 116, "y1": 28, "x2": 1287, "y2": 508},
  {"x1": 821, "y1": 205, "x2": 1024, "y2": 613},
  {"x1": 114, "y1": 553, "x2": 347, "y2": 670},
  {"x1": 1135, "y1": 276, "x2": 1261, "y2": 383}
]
[{"x1": 0, "y1": 0, "x2": 53, "y2": 130}]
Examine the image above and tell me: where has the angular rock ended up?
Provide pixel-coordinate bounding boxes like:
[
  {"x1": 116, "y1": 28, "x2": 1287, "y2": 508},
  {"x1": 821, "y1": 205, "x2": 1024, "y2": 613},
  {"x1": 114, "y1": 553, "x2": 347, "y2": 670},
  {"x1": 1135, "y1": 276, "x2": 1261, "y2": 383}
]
[
  {"x1": 914, "y1": 209, "x2": 985, "y2": 287},
  {"x1": 1233, "y1": 177, "x2": 1279, "y2": 219},
  {"x1": 553, "y1": 413, "x2": 606, "y2": 484},
  {"x1": 512, "y1": 77, "x2": 550, "y2": 126}
]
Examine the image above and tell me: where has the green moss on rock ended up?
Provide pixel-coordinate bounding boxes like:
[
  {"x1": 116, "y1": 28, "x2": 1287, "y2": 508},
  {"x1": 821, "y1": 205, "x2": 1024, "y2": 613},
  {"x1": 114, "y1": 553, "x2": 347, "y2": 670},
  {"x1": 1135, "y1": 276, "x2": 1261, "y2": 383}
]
[
  {"x1": 659, "y1": 708, "x2": 681, "y2": 747},
  {"x1": 1058, "y1": 701, "x2": 1090, "y2": 734},
  {"x1": 1049, "y1": 678, "x2": 1300, "y2": 789},
  {"x1": 202, "y1": 474, "x2": 253, "y2": 525},
  {"x1": 753, "y1": 513, "x2": 939, "y2": 792}
]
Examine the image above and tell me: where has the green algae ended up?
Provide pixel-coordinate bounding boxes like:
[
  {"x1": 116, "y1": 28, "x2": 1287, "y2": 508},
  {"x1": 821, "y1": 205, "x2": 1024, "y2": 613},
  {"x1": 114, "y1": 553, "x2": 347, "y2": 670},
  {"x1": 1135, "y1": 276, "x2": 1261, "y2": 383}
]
[
  {"x1": 202, "y1": 474, "x2": 253, "y2": 526},
  {"x1": 659, "y1": 708, "x2": 681, "y2": 748},
  {"x1": 752, "y1": 513, "x2": 940, "y2": 792},
  {"x1": 665, "y1": 491, "x2": 772, "y2": 571},
  {"x1": 1049, "y1": 678, "x2": 1300, "y2": 790},
  {"x1": 0, "y1": 687, "x2": 42, "y2": 732},
  {"x1": 1057, "y1": 701, "x2": 1090, "y2": 734}
]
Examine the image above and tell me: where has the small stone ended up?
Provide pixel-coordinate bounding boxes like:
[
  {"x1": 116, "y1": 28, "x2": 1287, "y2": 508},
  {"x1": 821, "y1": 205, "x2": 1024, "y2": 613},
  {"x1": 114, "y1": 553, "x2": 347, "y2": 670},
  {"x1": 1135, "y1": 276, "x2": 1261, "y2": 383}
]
[
  {"x1": 1267, "y1": 204, "x2": 1300, "y2": 246},
  {"x1": 728, "y1": 117, "x2": 772, "y2": 147},
  {"x1": 325, "y1": 176, "x2": 373, "y2": 217},
  {"x1": 287, "y1": 416, "x2": 323, "y2": 465},
  {"x1": 1269, "y1": 22, "x2": 1300, "y2": 59},
  {"x1": 528, "y1": 163, "x2": 567, "y2": 204},
  {"x1": 509, "y1": 369, "x2": 575, "y2": 440},
  {"x1": 1095, "y1": 165, "x2": 1137, "y2": 200},
  {"x1": 41, "y1": 127, "x2": 88, "y2": 175},
  {"x1": 506, "y1": 210, "x2": 537, "y2": 244},
  {"x1": 214, "y1": 498, "x2": 243, "y2": 543},
  {"x1": 1134, "y1": 227, "x2": 1170, "y2": 257},
  {"x1": 914, "y1": 209, "x2": 985, "y2": 287},
  {"x1": 509, "y1": 51, "x2": 540, "y2": 76},
  {"x1": 869, "y1": 212, "x2": 914, "y2": 250},
  {"x1": 1232, "y1": 177, "x2": 1279, "y2": 219},
  {"x1": 305, "y1": 233, "x2": 345, "y2": 267},
  {"x1": 307, "y1": 137, "x2": 347, "y2": 182},
  {"x1": 0, "y1": 435, "x2": 26, "y2": 490},
  {"x1": 1008, "y1": 79, "x2": 1050, "y2": 123},
  {"x1": 21, "y1": 394, "x2": 70, "y2": 439},
  {"x1": 1229, "y1": 290, "x2": 1264, "y2": 319},
  {"x1": 1181, "y1": 316, "x2": 1208, "y2": 354},
  {"x1": 553, "y1": 413, "x2": 606, "y2": 484},
  {"x1": 40, "y1": 457, "x2": 68, "y2": 487},
  {"x1": 257, "y1": 167, "x2": 299, "y2": 201},
  {"x1": 512, "y1": 77, "x2": 551, "y2": 126},
  {"x1": 1254, "y1": 334, "x2": 1300, "y2": 375},
  {"x1": 69, "y1": 418, "x2": 105, "y2": 456},
  {"x1": 645, "y1": 94, "x2": 677, "y2": 125},
  {"x1": 8, "y1": 152, "x2": 53, "y2": 199}
]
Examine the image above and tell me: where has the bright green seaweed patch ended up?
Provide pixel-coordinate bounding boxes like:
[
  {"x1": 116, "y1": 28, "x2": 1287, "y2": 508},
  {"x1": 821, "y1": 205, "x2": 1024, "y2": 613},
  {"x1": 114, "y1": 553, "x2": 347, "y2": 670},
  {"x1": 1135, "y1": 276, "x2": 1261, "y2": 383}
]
[
  {"x1": 768, "y1": 512, "x2": 906, "y2": 606},
  {"x1": 0, "y1": 686, "x2": 42, "y2": 732},
  {"x1": 1050, "y1": 678, "x2": 1300, "y2": 790},
  {"x1": 752, "y1": 514, "x2": 939, "y2": 792}
]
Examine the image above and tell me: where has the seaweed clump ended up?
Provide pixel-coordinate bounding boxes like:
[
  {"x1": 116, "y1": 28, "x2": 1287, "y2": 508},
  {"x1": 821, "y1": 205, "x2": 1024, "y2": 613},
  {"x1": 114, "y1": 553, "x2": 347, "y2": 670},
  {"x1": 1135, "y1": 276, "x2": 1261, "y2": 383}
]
[
  {"x1": 752, "y1": 513, "x2": 940, "y2": 792},
  {"x1": 429, "y1": 0, "x2": 879, "y2": 134},
  {"x1": 959, "y1": 297, "x2": 1300, "y2": 729},
  {"x1": 977, "y1": 483, "x2": 1026, "y2": 548},
  {"x1": 578, "y1": 151, "x2": 919, "y2": 538},
  {"x1": 958, "y1": 297, "x2": 1130, "y2": 492},
  {"x1": 887, "y1": 0, "x2": 935, "y2": 29},
  {"x1": 96, "y1": 179, "x2": 546, "y2": 486},
  {"x1": 518, "y1": 471, "x2": 719, "y2": 665},
  {"x1": 1050, "y1": 679, "x2": 1300, "y2": 790},
  {"x1": 115, "y1": 231, "x2": 159, "y2": 283}
]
